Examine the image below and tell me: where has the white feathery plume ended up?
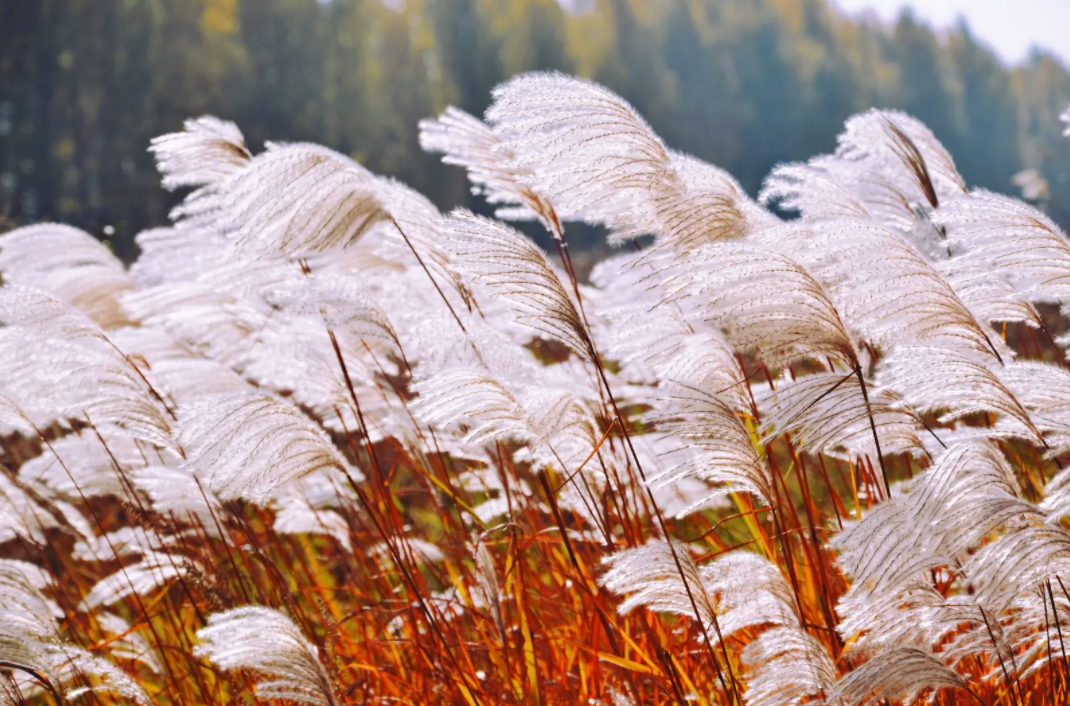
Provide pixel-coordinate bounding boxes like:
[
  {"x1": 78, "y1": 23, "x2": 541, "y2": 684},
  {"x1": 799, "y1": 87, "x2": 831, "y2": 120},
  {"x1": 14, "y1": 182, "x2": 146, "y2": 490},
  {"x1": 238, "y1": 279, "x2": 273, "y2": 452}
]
[
  {"x1": 741, "y1": 626, "x2": 838, "y2": 706},
  {"x1": 128, "y1": 226, "x2": 230, "y2": 289},
  {"x1": 186, "y1": 139, "x2": 469, "y2": 306},
  {"x1": 814, "y1": 219, "x2": 1005, "y2": 357},
  {"x1": 218, "y1": 141, "x2": 388, "y2": 257},
  {"x1": 963, "y1": 525, "x2": 1070, "y2": 615},
  {"x1": 589, "y1": 251, "x2": 752, "y2": 412},
  {"x1": 836, "y1": 109, "x2": 966, "y2": 210},
  {"x1": 273, "y1": 496, "x2": 352, "y2": 552},
  {"x1": 486, "y1": 72, "x2": 668, "y2": 239},
  {"x1": 72, "y1": 526, "x2": 174, "y2": 563},
  {"x1": 120, "y1": 278, "x2": 273, "y2": 367},
  {"x1": 0, "y1": 286, "x2": 175, "y2": 448},
  {"x1": 270, "y1": 471, "x2": 355, "y2": 551},
  {"x1": 599, "y1": 541, "x2": 718, "y2": 631},
  {"x1": 697, "y1": 551, "x2": 798, "y2": 638},
  {"x1": 764, "y1": 153, "x2": 925, "y2": 238},
  {"x1": 0, "y1": 328, "x2": 175, "y2": 449},
  {"x1": 149, "y1": 115, "x2": 250, "y2": 190},
  {"x1": 487, "y1": 72, "x2": 768, "y2": 247},
  {"x1": 178, "y1": 391, "x2": 349, "y2": 504},
  {"x1": 129, "y1": 465, "x2": 223, "y2": 533},
  {"x1": 654, "y1": 150, "x2": 779, "y2": 250},
  {"x1": 832, "y1": 441, "x2": 1036, "y2": 602},
  {"x1": 109, "y1": 326, "x2": 253, "y2": 406},
  {"x1": 263, "y1": 272, "x2": 403, "y2": 357},
  {"x1": 0, "y1": 473, "x2": 67, "y2": 545},
  {"x1": 419, "y1": 105, "x2": 556, "y2": 225},
  {"x1": 996, "y1": 589, "x2": 1070, "y2": 682},
  {"x1": 665, "y1": 242, "x2": 859, "y2": 368},
  {"x1": 934, "y1": 189, "x2": 1070, "y2": 303},
  {"x1": 0, "y1": 559, "x2": 149, "y2": 704},
  {"x1": 0, "y1": 282, "x2": 109, "y2": 338},
  {"x1": 0, "y1": 559, "x2": 62, "y2": 700},
  {"x1": 646, "y1": 384, "x2": 772, "y2": 514},
  {"x1": 81, "y1": 551, "x2": 189, "y2": 609},
  {"x1": 195, "y1": 606, "x2": 339, "y2": 706},
  {"x1": 412, "y1": 369, "x2": 585, "y2": 449},
  {"x1": 935, "y1": 255, "x2": 1042, "y2": 329},
  {"x1": 758, "y1": 371, "x2": 925, "y2": 460},
  {"x1": 444, "y1": 210, "x2": 594, "y2": 360},
  {"x1": 60, "y1": 648, "x2": 152, "y2": 706},
  {"x1": 759, "y1": 157, "x2": 873, "y2": 222},
  {"x1": 827, "y1": 646, "x2": 970, "y2": 706},
  {"x1": 875, "y1": 344, "x2": 1042, "y2": 443},
  {"x1": 17, "y1": 429, "x2": 148, "y2": 500},
  {"x1": 0, "y1": 390, "x2": 34, "y2": 436},
  {"x1": 1000, "y1": 361, "x2": 1070, "y2": 455},
  {"x1": 623, "y1": 321, "x2": 752, "y2": 414},
  {"x1": 603, "y1": 546, "x2": 835, "y2": 704},
  {"x1": 0, "y1": 224, "x2": 134, "y2": 328}
]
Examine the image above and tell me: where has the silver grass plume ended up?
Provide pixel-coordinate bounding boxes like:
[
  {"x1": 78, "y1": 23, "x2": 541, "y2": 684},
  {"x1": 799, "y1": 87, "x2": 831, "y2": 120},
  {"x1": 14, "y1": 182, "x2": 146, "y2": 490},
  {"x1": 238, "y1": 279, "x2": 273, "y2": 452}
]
[
  {"x1": 0, "y1": 559, "x2": 149, "y2": 705},
  {"x1": 195, "y1": 606, "x2": 339, "y2": 706},
  {"x1": 590, "y1": 251, "x2": 753, "y2": 412},
  {"x1": 444, "y1": 210, "x2": 594, "y2": 360},
  {"x1": 832, "y1": 441, "x2": 1037, "y2": 605},
  {"x1": 0, "y1": 559, "x2": 61, "y2": 684},
  {"x1": 17, "y1": 428, "x2": 150, "y2": 500},
  {"x1": 935, "y1": 255, "x2": 1042, "y2": 330},
  {"x1": 599, "y1": 541, "x2": 719, "y2": 632},
  {"x1": 663, "y1": 242, "x2": 860, "y2": 368},
  {"x1": 646, "y1": 384, "x2": 772, "y2": 515},
  {"x1": 934, "y1": 189, "x2": 1070, "y2": 303},
  {"x1": 760, "y1": 157, "x2": 873, "y2": 223},
  {"x1": 742, "y1": 626, "x2": 838, "y2": 706},
  {"x1": 80, "y1": 551, "x2": 190, "y2": 609},
  {"x1": 0, "y1": 286, "x2": 174, "y2": 448},
  {"x1": 813, "y1": 219, "x2": 1005, "y2": 357},
  {"x1": 758, "y1": 371, "x2": 925, "y2": 460},
  {"x1": 419, "y1": 105, "x2": 558, "y2": 226},
  {"x1": 273, "y1": 494, "x2": 353, "y2": 552},
  {"x1": 962, "y1": 525, "x2": 1070, "y2": 615},
  {"x1": 827, "y1": 646, "x2": 970, "y2": 706},
  {"x1": 0, "y1": 224, "x2": 134, "y2": 328},
  {"x1": 149, "y1": 115, "x2": 250, "y2": 191},
  {"x1": 264, "y1": 272, "x2": 403, "y2": 357},
  {"x1": 486, "y1": 72, "x2": 767, "y2": 248},
  {"x1": 876, "y1": 343, "x2": 1043, "y2": 443},
  {"x1": 412, "y1": 369, "x2": 585, "y2": 448},
  {"x1": 1000, "y1": 361, "x2": 1070, "y2": 456},
  {"x1": 178, "y1": 391, "x2": 349, "y2": 504},
  {"x1": 836, "y1": 109, "x2": 966, "y2": 210},
  {"x1": 485, "y1": 72, "x2": 668, "y2": 239},
  {"x1": 211, "y1": 141, "x2": 389, "y2": 257}
]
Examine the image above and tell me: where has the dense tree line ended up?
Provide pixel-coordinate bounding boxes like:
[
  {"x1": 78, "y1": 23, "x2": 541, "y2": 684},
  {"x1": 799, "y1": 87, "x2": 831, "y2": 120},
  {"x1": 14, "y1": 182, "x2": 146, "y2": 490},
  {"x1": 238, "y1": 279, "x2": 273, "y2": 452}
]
[{"x1": 1, "y1": 0, "x2": 1069, "y2": 258}]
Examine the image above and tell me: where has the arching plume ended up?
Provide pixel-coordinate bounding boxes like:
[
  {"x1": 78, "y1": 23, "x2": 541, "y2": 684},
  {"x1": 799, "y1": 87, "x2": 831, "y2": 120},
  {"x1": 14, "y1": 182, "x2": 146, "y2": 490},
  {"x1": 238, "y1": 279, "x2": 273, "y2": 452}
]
[{"x1": 195, "y1": 607, "x2": 339, "y2": 706}]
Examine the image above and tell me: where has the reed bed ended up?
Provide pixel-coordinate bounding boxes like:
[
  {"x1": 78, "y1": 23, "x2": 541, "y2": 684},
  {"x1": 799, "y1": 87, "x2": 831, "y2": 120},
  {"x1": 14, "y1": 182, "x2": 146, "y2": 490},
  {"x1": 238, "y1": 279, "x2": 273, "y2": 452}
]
[{"x1": 2, "y1": 74, "x2": 1070, "y2": 706}]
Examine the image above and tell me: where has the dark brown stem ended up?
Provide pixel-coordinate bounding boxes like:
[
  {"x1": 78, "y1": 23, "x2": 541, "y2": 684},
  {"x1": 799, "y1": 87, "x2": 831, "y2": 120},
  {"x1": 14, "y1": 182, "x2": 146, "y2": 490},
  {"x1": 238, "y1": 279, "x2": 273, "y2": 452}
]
[
  {"x1": 855, "y1": 364, "x2": 891, "y2": 499},
  {"x1": 391, "y1": 217, "x2": 467, "y2": 334}
]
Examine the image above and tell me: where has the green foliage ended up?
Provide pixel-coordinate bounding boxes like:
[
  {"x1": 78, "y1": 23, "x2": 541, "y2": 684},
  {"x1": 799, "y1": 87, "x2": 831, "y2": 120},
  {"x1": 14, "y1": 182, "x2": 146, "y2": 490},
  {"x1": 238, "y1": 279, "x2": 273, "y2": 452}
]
[{"x1": 1, "y1": 0, "x2": 1069, "y2": 257}]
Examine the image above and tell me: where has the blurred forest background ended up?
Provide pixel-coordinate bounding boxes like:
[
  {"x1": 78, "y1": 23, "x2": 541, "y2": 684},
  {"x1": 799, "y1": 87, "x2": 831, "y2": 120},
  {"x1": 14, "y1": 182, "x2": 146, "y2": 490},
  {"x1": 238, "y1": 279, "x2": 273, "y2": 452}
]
[{"x1": 2, "y1": 0, "x2": 1069, "y2": 260}]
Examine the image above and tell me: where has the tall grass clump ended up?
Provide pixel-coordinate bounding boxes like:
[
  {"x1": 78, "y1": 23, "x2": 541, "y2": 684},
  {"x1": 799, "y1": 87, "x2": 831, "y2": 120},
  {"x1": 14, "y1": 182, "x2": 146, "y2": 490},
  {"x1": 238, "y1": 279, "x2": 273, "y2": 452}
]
[{"x1": 2, "y1": 79, "x2": 1070, "y2": 706}]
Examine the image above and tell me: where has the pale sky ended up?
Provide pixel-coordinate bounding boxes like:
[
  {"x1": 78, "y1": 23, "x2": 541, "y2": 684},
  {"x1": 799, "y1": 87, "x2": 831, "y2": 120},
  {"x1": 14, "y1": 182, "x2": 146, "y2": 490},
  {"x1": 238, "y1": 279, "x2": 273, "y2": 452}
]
[{"x1": 832, "y1": 0, "x2": 1069, "y2": 66}]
